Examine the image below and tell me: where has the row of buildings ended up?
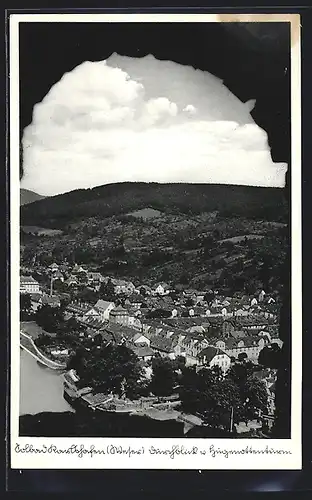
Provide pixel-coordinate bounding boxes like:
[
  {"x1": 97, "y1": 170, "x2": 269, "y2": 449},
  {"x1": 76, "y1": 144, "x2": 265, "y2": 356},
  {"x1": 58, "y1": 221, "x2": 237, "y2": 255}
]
[{"x1": 20, "y1": 260, "x2": 282, "y2": 373}]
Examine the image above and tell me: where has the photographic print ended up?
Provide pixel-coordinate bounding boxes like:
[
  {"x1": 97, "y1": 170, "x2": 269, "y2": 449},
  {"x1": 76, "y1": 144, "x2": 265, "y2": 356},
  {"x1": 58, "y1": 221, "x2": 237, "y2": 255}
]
[{"x1": 10, "y1": 13, "x2": 301, "y2": 469}]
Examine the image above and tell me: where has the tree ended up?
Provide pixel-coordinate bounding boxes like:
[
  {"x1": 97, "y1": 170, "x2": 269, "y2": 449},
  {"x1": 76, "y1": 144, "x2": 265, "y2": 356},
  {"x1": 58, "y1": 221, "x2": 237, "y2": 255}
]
[
  {"x1": 75, "y1": 344, "x2": 143, "y2": 399},
  {"x1": 146, "y1": 309, "x2": 171, "y2": 319},
  {"x1": 204, "y1": 290, "x2": 214, "y2": 304},
  {"x1": 174, "y1": 355, "x2": 186, "y2": 372},
  {"x1": 185, "y1": 298, "x2": 194, "y2": 307},
  {"x1": 67, "y1": 346, "x2": 88, "y2": 373},
  {"x1": 237, "y1": 352, "x2": 248, "y2": 362},
  {"x1": 226, "y1": 362, "x2": 269, "y2": 423},
  {"x1": 169, "y1": 290, "x2": 179, "y2": 301},
  {"x1": 35, "y1": 305, "x2": 65, "y2": 333},
  {"x1": 242, "y1": 378, "x2": 269, "y2": 422},
  {"x1": 150, "y1": 358, "x2": 177, "y2": 397},
  {"x1": 76, "y1": 287, "x2": 99, "y2": 304},
  {"x1": 258, "y1": 344, "x2": 282, "y2": 369},
  {"x1": 99, "y1": 279, "x2": 115, "y2": 302},
  {"x1": 179, "y1": 366, "x2": 241, "y2": 429},
  {"x1": 66, "y1": 316, "x2": 83, "y2": 334},
  {"x1": 20, "y1": 293, "x2": 32, "y2": 320}
]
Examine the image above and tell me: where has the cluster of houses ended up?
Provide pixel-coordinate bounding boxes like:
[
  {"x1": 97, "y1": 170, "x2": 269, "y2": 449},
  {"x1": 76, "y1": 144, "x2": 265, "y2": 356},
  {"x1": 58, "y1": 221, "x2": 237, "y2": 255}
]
[
  {"x1": 20, "y1": 261, "x2": 282, "y2": 373},
  {"x1": 69, "y1": 303, "x2": 281, "y2": 366}
]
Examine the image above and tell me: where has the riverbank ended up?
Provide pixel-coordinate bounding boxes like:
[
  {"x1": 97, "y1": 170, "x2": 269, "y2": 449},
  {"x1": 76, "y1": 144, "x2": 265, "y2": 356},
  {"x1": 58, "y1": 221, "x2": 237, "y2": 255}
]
[{"x1": 20, "y1": 331, "x2": 66, "y2": 370}]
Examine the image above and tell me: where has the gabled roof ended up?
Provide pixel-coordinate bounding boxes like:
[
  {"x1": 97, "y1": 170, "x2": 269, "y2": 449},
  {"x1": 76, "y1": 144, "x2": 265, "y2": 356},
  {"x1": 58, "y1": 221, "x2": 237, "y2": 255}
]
[
  {"x1": 88, "y1": 272, "x2": 103, "y2": 280},
  {"x1": 81, "y1": 316, "x2": 106, "y2": 330},
  {"x1": 110, "y1": 305, "x2": 128, "y2": 316},
  {"x1": 155, "y1": 282, "x2": 170, "y2": 289},
  {"x1": 231, "y1": 330, "x2": 246, "y2": 339},
  {"x1": 132, "y1": 346, "x2": 155, "y2": 358},
  {"x1": 128, "y1": 293, "x2": 145, "y2": 303},
  {"x1": 95, "y1": 299, "x2": 115, "y2": 310},
  {"x1": 198, "y1": 346, "x2": 229, "y2": 362},
  {"x1": 20, "y1": 275, "x2": 38, "y2": 283},
  {"x1": 150, "y1": 337, "x2": 174, "y2": 353},
  {"x1": 66, "y1": 302, "x2": 90, "y2": 313},
  {"x1": 223, "y1": 338, "x2": 240, "y2": 349},
  {"x1": 132, "y1": 332, "x2": 149, "y2": 342}
]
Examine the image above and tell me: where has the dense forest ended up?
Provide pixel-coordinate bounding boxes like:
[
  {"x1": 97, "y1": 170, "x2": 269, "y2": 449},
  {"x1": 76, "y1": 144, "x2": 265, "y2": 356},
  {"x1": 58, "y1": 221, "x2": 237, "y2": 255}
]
[{"x1": 20, "y1": 182, "x2": 288, "y2": 228}]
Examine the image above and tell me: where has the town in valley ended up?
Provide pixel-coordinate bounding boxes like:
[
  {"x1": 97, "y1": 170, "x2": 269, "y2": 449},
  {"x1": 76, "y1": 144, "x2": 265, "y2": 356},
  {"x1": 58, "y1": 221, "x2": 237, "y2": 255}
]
[{"x1": 19, "y1": 190, "x2": 287, "y2": 438}]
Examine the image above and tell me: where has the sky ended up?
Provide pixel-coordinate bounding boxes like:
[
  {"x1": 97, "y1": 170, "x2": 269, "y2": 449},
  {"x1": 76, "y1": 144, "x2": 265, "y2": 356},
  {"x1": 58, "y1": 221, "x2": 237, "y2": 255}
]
[{"x1": 21, "y1": 53, "x2": 287, "y2": 196}]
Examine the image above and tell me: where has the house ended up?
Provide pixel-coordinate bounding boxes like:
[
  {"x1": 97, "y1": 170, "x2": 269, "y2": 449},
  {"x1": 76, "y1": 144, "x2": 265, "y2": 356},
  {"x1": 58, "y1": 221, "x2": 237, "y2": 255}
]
[
  {"x1": 72, "y1": 264, "x2": 87, "y2": 275},
  {"x1": 171, "y1": 308, "x2": 178, "y2": 318},
  {"x1": 195, "y1": 292, "x2": 205, "y2": 303},
  {"x1": 127, "y1": 314, "x2": 143, "y2": 331},
  {"x1": 101, "y1": 324, "x2": 125, "y2": 345},
  {"x1": 267, "y1": 297, "x2": 276, "y2": 304},
  {"x1": 76, "y1": 272, "x2": 89, "y2": 285},
  {"x1": 109, "y1": 305, "x2": 129, "y2": 326},
  {"x1": 82, "y1": 307, "x2": 101, "y2": 322},
  {"x1": 88, "y1": 272, "x2": 104, "y2": 285},
  {"x1": 49, "y1": 263, "x2": 59, "y2": 272},
  {"x1": 221, "y1": 307, "x2": 227, "y2": 316},
  {"x1": 20, "y1": 275, "x2": 41, "y2": 294},
  {"x1": 111, "y1": 279, "x2": 135, "y2": 295},
  {"x1": 127, "y1": 293, "x2": 145, "y2": 308},
  {"x1": 197, "y1": 347, "x2": 231, "y2": 373},
  {"x1": 65, "y1": 276, "x2": 78, "y2": 287},
  {"x1": 79, "y1": 316, "x2": 107, "y2": 335},
  {"x1": 154, "y1": 282, "x2": 171, "y2": 296},
  {"x1": 132, "y1": 346, "x2": 155, "y2": 362},
  {"x1": 181, "y1": 335, "x2": 210, "y2": 366},
  {"x1": 222, "y1": 319, "x2": 236, "y2": 337},
  {"x1": 65, "y1": 301, "x2": 91, "y2": 319},
  {"x1": 223, "y1": 337, "x2": 268, "y2": 362},
  {"x1": 236, "y1": 316, "x2": 274, "y2": 332},
  {"x1": 131, "y1": 332, "x2": 151, "y2": 346},
  {"x1": 183, "y1": 289, "x2": 197, "y2": 299},
  {"x1": 150, "y1": 337, "x2": 176, "y2": 359},
  {"x1": 258, "y1": 290, "x2": 266, "y2": 302},
  {"x1": 94, "y1": 299, "x2": 115, "y2": 321},
  {"x1": 234, "y1": 308, "x2": 249, "y2": 317}
]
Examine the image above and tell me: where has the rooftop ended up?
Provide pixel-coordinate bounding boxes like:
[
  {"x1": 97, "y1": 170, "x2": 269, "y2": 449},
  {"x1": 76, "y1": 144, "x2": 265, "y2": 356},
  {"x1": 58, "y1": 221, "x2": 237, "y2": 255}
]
[
  {"x1": 20, "y1": 275, "x2": 38, "y2": 283},
  {"x1": 198, "y1": 346, "x2": 229, "y2": 363}
]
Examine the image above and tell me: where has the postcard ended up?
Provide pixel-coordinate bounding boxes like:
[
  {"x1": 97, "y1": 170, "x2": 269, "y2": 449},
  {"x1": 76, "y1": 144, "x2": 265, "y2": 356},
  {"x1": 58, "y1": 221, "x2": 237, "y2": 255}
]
[{"x1": 9, "y1": 12, "x2": 301, "y2": 469}]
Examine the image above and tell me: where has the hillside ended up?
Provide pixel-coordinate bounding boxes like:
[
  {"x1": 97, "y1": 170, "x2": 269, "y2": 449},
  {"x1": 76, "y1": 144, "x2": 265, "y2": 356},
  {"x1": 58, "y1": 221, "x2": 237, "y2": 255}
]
[
  {"x1": 20, "y1": 183, "x2": 289, "y2": 294},
  {"x1": 20, "y1": 182, "x2": 288, "y2": 228},
  {"x1": 20, "y1": 188, "x2": 45, "y2": 206}
]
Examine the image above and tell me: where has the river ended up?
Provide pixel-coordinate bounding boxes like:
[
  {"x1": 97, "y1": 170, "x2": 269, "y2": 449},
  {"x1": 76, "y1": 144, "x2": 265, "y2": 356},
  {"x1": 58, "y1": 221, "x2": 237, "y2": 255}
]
[{"x1": 19, "y1": 349, "x2": 74, "y2": 416}]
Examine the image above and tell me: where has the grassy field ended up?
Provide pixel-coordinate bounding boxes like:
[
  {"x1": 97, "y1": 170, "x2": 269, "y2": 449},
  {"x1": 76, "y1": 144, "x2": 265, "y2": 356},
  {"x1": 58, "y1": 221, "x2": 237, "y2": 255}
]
[
  {"x1": 21, "y1": 226, "x2": 63, "y2": 236},
  {"x1": 126, "y1": 208, "x2": 163, "y2": 220}
]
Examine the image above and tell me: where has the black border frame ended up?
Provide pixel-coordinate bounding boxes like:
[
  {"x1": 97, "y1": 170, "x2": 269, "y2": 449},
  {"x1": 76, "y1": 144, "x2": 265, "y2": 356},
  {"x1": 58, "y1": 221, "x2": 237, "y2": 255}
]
[{"x1": 3, "y1": 4, "x2": 311, "y2": 496}]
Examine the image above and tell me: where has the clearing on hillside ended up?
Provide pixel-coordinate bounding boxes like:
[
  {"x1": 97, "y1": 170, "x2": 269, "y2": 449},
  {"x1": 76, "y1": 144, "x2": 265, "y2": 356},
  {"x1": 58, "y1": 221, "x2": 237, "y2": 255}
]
[{"x1": 126, "y1": 208, "x2": 163, "y2": 220}]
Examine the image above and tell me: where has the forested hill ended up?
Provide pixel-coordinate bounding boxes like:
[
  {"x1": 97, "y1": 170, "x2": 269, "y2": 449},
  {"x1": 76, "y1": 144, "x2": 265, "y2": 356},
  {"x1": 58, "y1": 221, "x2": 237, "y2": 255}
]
[
  {"x1": 20, "y1": 188, "x2": 45, "y2": 206},
  {"x1": 20, "y1": 182, "x2": 288, "y2": 228}
]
